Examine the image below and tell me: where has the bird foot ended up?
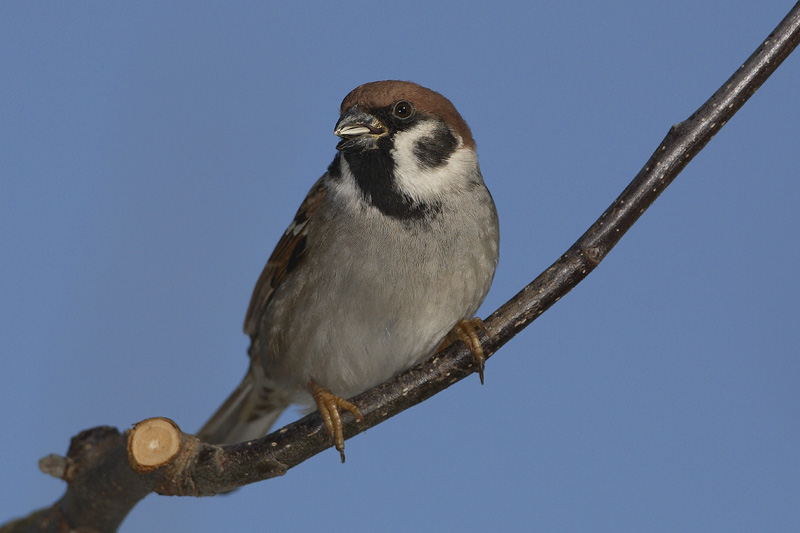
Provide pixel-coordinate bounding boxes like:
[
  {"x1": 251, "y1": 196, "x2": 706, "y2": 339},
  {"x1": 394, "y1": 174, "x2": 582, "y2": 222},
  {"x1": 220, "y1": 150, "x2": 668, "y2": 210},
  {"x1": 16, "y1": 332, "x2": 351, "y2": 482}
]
[
  {"x1": 438, "y1": 318, "x2": 488, "y2": 384},
  {"x1": 309, "y1": 381, "x2": 364, "y2": 463}
]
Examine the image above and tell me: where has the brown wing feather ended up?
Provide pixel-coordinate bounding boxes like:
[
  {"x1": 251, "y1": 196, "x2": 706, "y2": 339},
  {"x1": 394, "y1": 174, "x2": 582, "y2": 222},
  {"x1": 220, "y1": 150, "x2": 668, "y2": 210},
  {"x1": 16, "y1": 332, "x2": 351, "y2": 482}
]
[{"x1": 243, "y1": 177, "x2": 327, "y2": 336}]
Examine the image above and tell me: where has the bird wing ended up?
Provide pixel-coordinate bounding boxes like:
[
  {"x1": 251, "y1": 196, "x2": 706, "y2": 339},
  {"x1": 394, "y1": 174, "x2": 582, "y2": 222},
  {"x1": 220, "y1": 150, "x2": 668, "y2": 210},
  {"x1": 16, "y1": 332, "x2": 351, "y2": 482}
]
[{"x1": 243, "y1": 176, "x2": 327, "y2": 337}]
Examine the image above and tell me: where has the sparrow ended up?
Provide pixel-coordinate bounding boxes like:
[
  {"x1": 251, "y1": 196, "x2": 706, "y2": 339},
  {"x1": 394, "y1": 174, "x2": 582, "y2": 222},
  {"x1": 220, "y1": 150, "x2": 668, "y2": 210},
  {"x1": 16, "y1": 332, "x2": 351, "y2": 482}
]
[{"x1": 198, "y1": 80, "x2": 499, "y2": 461}]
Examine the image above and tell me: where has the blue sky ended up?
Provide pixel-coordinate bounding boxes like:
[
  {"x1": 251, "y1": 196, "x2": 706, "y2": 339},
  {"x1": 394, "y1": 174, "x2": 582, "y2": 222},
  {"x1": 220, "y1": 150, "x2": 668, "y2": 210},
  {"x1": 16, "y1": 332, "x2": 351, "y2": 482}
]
[{"x1": 2, "y1": 2, "x2": 799, "y2": 531}]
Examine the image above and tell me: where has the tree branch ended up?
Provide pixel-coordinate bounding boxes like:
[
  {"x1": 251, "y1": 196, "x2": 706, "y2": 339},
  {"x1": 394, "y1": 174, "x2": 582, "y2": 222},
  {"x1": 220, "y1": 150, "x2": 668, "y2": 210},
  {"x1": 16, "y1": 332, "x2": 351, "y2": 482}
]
[{"x1": 5, "y1": 4, "x2": 799, "y2": 532}]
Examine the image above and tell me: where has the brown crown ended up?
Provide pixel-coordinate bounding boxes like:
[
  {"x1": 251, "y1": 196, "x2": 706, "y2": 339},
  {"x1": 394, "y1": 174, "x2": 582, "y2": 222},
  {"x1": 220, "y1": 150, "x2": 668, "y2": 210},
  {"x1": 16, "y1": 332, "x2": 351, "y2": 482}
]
[{"x1": 340, "y1": 81, "x2": 475, "y2": 149}]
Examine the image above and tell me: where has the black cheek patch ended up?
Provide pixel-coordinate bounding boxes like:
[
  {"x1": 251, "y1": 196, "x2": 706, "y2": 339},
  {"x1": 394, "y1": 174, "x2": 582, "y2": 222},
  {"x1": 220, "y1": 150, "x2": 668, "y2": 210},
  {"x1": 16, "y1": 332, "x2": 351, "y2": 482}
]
[{"x1": 413, "y1": 123, "x2": 458, "y2": 168}]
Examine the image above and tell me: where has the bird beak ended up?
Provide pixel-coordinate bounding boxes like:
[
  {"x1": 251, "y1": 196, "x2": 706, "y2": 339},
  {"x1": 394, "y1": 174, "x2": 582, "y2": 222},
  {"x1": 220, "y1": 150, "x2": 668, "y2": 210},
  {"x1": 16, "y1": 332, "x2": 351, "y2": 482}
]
[{"x1": 334, "y1": 107, "x2": 387, "y2": 152}]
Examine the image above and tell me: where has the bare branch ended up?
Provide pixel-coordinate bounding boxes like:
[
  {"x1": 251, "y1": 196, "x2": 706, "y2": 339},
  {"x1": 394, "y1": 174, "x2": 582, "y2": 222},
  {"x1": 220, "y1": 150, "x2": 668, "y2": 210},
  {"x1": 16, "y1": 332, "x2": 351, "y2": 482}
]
[{"x1": 4, "y1": 4, "x2": 799, "y2": 532}]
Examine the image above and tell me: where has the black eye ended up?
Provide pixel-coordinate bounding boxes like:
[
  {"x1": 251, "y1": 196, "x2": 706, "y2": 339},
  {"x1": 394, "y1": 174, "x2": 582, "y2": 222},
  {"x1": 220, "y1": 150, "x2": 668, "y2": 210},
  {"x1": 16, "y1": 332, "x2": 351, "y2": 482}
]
[{"x1": 392, "y1": 100, "x2": 414, "y2": 119}]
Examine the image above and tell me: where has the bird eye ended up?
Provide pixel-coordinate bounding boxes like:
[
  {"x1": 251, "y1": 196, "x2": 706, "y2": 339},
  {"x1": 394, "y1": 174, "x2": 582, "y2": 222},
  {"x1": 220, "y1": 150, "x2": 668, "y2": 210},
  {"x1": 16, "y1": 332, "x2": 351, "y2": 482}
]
[{"x1": 392, "y1": 100, "x2": 414, "y2": 119}]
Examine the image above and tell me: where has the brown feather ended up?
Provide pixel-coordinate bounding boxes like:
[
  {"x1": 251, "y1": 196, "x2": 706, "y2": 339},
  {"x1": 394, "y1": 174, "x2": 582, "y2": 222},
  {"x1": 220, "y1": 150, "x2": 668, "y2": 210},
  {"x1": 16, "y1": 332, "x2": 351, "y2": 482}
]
[
  {"x1": 243, "y1": 177, "x2": 327, "y2": 336},
  {"x1": 340, "y1": 80, "x2": 475, "y2": 149}
]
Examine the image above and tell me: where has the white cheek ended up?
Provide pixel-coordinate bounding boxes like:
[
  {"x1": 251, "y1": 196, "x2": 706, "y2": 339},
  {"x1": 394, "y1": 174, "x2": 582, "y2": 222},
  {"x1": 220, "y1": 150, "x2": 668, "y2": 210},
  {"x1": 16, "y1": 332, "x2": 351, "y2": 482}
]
[
  {"x1": 329, "y1": 158, "x2": 366, "y2": 212},
  {"x1": 391, "y1": 122, "x2": 479, "y2": 203}
]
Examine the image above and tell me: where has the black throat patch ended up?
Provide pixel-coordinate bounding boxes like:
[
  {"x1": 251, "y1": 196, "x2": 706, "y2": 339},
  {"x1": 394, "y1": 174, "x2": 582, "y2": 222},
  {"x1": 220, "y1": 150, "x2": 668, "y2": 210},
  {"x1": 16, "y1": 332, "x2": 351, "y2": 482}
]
[{"x1": 330, "y1": 151, "x2": 439, "y2": 221}]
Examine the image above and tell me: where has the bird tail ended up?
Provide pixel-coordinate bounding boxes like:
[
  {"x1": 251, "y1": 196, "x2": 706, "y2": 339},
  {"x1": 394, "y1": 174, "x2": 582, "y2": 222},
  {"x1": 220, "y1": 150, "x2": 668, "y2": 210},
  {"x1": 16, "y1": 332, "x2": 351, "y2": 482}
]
[{"x1": 196, "y1": 365, "x2": 286, "y2": 445}]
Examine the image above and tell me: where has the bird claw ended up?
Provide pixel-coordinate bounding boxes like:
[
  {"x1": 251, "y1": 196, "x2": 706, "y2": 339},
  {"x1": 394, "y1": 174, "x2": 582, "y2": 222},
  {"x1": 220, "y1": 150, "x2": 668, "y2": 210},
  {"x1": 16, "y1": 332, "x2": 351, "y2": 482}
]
[
  {"x1": 439, "y1": 318, "x2": 488, "y2": 384},
  {"x1": 309, "y1": 381, "x2": 364, "y2": 463}
]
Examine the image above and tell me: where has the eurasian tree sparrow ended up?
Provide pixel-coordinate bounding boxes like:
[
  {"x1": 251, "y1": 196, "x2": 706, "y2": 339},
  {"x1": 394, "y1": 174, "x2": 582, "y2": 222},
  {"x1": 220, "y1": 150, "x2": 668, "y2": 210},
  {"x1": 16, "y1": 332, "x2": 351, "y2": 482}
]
[{"x1": 198, "y1": 81, "x2": 499, "y2": 461}]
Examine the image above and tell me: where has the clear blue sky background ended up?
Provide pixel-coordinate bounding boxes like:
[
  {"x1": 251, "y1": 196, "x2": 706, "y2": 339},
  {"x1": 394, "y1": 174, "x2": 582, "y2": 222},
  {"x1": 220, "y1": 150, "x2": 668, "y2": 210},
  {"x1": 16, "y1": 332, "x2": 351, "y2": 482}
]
[{"x1": 2, "y1": 2, "x2": 798, "y2": 531}]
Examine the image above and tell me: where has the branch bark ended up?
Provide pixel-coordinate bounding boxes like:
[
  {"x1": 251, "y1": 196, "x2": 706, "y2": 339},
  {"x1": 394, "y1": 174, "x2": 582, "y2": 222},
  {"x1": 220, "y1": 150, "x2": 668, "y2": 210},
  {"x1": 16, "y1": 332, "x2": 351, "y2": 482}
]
[{"x1": 5, "y1": 4, "x2": 799, "y2": 532}]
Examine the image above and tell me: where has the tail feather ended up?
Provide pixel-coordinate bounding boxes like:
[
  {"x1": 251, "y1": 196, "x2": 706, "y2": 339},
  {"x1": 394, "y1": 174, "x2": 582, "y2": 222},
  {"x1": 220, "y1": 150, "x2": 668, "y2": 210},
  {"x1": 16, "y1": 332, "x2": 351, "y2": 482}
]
[{"x1": 197, "y1": 367, "x2": 286, "y2": 445}]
